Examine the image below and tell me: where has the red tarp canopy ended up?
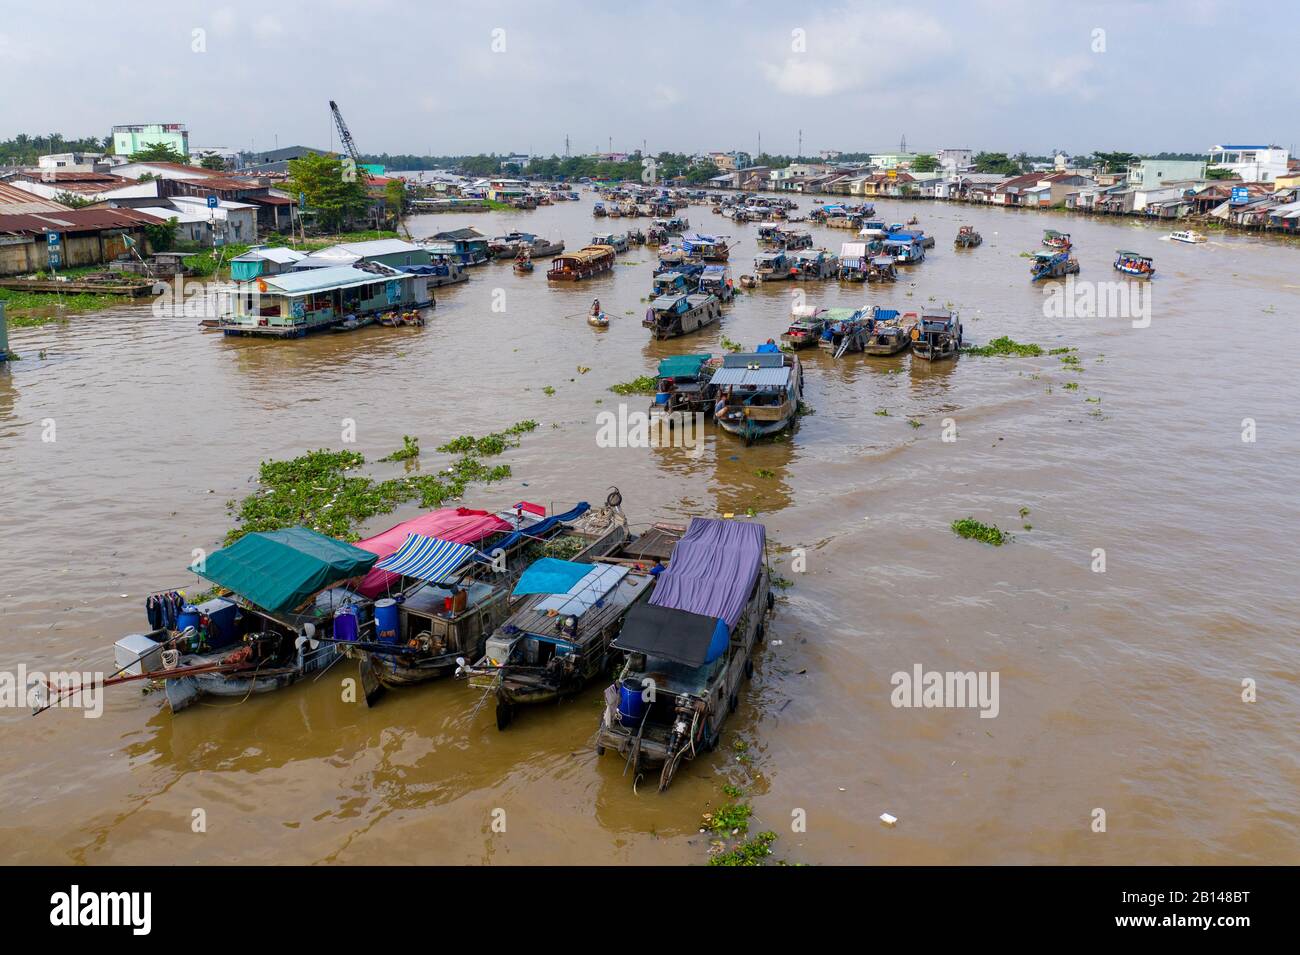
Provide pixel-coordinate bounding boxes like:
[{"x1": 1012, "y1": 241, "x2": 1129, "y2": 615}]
[{"x1": 355, "y1": 508, "x2": 511, "y2": 597}]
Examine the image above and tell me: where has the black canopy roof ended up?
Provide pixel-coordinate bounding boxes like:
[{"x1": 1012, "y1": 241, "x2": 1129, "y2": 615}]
[{"x1": 613, "y1": 602, "x2": 720, "y2": 667}]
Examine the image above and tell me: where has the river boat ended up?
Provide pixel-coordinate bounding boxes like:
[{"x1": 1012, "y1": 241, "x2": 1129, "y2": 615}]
[
  {"x1": 911, "y1": 308, "x2": 963, "y2": 360},
  {"x1": 1030, "y1": 250, "x2": 1080, "y2": 281},
  {"x1": 1113, "y1": 250, "x2": 1155, "y2": 278},
  {"x1": 711, "y1": 350, "x2": 803, "y2": 443},
  {"x1": 547, "y1": 245, "x2": 616, "y2": 281},
  {"x1": 643, "y1": 293, "x2": 722, "y2": 339},
  {"x1": 954, "y1": 225, "x2": 982, "y2": 248}
]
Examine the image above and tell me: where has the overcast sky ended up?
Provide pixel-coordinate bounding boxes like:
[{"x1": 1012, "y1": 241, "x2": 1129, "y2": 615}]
[{"x1": 3, "y1": 0, "x2": 1294, "y2": 158}]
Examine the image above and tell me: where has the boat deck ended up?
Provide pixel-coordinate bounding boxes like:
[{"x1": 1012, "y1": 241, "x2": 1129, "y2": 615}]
[{"x1": 507, "y1": 572, "x2": 653, "y2": 643}]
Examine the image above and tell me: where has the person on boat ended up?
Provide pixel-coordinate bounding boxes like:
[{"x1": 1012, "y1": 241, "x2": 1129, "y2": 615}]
[
  {"x1": 648, "y1": 559, "x2": 665, "y2": 578},
  {"x1": 591, "y1": 299, "x2": 601, "y2": 317}
]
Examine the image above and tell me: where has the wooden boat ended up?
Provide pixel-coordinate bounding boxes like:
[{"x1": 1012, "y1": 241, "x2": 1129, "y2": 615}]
[
  {"x1": 711, "y1": 350, "x2": 804, "y2": 443},
  {"x1": 756, "y1": 222, "x2": 785, "y2": 245},
  {"x1": 778, "y1": 229, "x2": 814, "y2": 251},
  {"x1": 738, "y1": 274, "x2": 758, "y2": 289},
  {"x1": 697, "y1": 264, "x2": 735, "y2": 303},
  {"x1": 1169, "y1": 229, "x2": 1207, "y2": 244},
  {"x1": 595, "y1": 517, "x2": 773, "y2": 790},
  {"x1": 643, "y1": 292, "x2": 722, "y2": 339},
  {"x1": 593, "y1": 202, "x2": 607, "y2": 217},
  {"x1": 465, "y1": 526, "x2": 684, "y2": 730},
  {"x1": 954, "y1": 225, "x2": 982, "y2": 248},
  {"x1": 911, "y1": 308, "x2": 963, "y2": 361},
  {"x1": 753, "y1": 250, "x2": 793, "y2": 282},
  {"x1": 680, "y1": 233, "x2": 731, "y2": 262},
  {"x1": 817, "y1": 307, "x2": 869, "y2": 358},
  {"x1": 649, "y1": 352, "x2": 721, "y2": 422},
  {"x1": 547, "y1": 245, "x2": 616, "y2": 281},
  {"x1": 591, "y1": 231, "x2": 630, "y2": 253},
  {"x1": 588, "y1": 300, "x2": 610, "y2": 328},
  {"x1": 489, "y1": 232, "x2": 564, "y2": 259},
  {"x1": 375, "y1": 309, "x2": 425, "y2": 327},
  {"x1": 883, "y1": 236, "x2": 925, "y2": 264},
  {"x1": 1042, "y1": 229, "x2": 1072, "y2": 250},
  {"x1": 839, "y1": 242, "x2": 869, "y2": 281},
  {"x1": 907, "y1": 215, "x2": 919, "y2": 225},
  {"x1": 513, "y1": 251, "x2": 534, "y2": 274},
  {"x1": 781, "y1": 306, "x2": 828, "y2": 349},
  {"x1": 331, "y1": 314, "x2": 376, "y2": 333},
  {"x1": 1113, "y1": 250, "x2": 1154, "y2": 278},
  {"x1": 789, "y1": 248, "x2": 839, "y2": 280},
  {"x1": 863, "y1": 307, "x2": 916, "y2": 356},
  {"x1": 103, "y1": 528, "x2": 379, "y2": 714},
  {"x1": 867, "y1": 255, "x2": 898, "y2": 283},
  {"x1": 1030, "y1": 250, "x2": 1080, "y2": 281}
]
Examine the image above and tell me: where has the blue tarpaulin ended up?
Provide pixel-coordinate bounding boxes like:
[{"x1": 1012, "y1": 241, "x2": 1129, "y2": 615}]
[{"x1": 513, "y1": 557, "x2": 595, "y2": 596}]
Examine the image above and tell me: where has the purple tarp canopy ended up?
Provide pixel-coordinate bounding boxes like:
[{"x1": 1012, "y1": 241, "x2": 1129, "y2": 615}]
[{"x1": 650, "y1": 517, "x2": 765, "y2": 631}]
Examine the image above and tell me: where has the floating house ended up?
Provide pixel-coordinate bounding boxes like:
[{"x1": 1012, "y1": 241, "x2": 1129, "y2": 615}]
[{"x1": 423, "y1": 228, "x2": 490, "y2": 266}]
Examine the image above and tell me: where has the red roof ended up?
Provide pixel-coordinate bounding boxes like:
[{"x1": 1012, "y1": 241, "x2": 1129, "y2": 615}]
[{"x1": 0, "y1": 208, "x2": 164, "y2": 236}]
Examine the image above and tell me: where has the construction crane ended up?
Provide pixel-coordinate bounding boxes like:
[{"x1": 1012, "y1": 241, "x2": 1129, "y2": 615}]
[{"x1": 328, "y1": 100, "x2": 362, "y2": 170}]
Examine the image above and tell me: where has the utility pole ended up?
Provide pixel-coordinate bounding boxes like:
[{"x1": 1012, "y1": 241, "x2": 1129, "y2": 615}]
[{"x1": 797, "y1": 129, "x2": 802, "y2": 160}]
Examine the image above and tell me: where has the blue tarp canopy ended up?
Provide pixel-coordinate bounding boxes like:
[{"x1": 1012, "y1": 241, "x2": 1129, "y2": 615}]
[
  {"x1": 535, "y1": 563, "x2": 629, "y2": 616},
  {"x1": 374, "y1": 534, "x2": 480, "y2": 584},
  {"x1": 513, "y1": 557, "x2": 594, "y2": 596}
]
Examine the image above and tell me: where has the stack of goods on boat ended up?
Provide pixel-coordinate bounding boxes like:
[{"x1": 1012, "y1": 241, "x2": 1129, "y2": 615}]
[
  {"x1": 547, "y1": 245, "x2": 616, "y2": 281},
  {"x1": 954, "y1": 225, "x2": 982, "y2": 248},
  {"x1": 710, "y1": 345, "x2": 804, "y2": 443},
  {"x1": 1113, "y1": 250, "x2": 1155, "y2": 277},
  {"x1": 643, "y1": 291, "x2": 723, "y2": 339},
  {"x1": 649, "y1": 353, "x2": 722, "y2": 423},
  {"x1": 596, "y1": 517, "x2": 773, "y2": 791},
  {"x1": 910, "y1": 308, "x2": 963, "y2": 360}
]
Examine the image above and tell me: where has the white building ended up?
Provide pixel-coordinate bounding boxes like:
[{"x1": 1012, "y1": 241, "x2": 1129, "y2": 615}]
[
  {"x1": 937, "y1": 148, "x2": 973, "y2": 172},
  {"x1": 1208, "y1": 144, "x2": 1290, "y2": 183},
  {"x1": 37, "y1": 152, "x2": 111, "y2": 173}
]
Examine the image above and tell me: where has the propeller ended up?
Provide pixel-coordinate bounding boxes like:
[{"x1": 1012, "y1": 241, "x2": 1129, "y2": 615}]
[
  {"x1": 454, "y1": 656, "x2": 468, "y2": 678},
  {"x1": 295, "y1": 622, "x2": 319, "y2": 651}
]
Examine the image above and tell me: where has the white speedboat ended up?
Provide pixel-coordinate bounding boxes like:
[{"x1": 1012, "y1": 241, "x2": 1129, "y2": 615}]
[{"x1": 1169, "y1": 229, "x2": 1207, "y2": 244}]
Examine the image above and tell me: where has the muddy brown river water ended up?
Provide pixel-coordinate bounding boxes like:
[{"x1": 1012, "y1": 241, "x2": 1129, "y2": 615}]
[{"x1": 2, "y1": 194, "x2": 1298, "y2": 864}]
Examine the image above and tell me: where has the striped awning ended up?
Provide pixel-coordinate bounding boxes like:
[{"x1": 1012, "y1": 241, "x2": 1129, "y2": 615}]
[
  {"x1": 374, "y1": 534, "x2": 480, "y2": 583},
  {"x1": 536, "y1": 563, "x2": 629, "y2": 617}
]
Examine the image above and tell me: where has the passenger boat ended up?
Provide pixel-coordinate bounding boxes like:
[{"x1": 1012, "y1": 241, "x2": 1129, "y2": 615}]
[
  {"x1": 591, "y1": 231, "x2": 630, "y2": 253},
  {"x1": 596, "y1": 517, "x2": 773, "y2": 791},
  {"x1": 106, "y1": 527, "x2": 381, "y2": 714},
  {"x1": 1169, "y1": 229, "x2": 1207, "y2": 244},
  {"x1": 867, "y1": 255, "x2": 898, "y2": 283},
  {"x1": 1113, "y1": 250, "x2": 1155, "y2": 278},
  {"x1": 711, "y1": 349, "x2": 804, "y2": 443},
  {"x1": 681, "y1": 233, "x2": 731, "y2": 262},
  {"x1": 342, "y1": 505, "x2": 605, "y2": 701},
  {"x1": 817, "y1": 307, "x2": 869, "y2": 358},
  {"x1": 592, "y1": 202, "x2": 607, "y2": 217},
  {"x1": 954, "y1": 225, "x2": 982, "y2": 248},
  {"x1": 697, "y1": 264, "x2": 735, "y2": 303},
  {"x1": 547, "y1": 245, "x2": 616, "y2": 281},
  {"x1": 650, "y1": 353, "x2": 721, "y2": 423},
  {"x1": 1042, "y1": 229, "x2": 1072, "y2": 250},
  {"x1": 643, "y1": 293, "x2": 722, "y2": 339},
  {"x1": 1030, "y1": 250, "x2": 1080, "y2": 281},
  {"x1": 911, "y1": 308, "x2": 963, "y2": 361},
  {"x1": 780, "y1": 306, "x2": 828, "y2": 349},
  {"x1": 465, "y1": 549, "x2": 670, "y2": 730},
  {"x1": 753, "y1": 250, "x2": 793, "y2": 282},
  {"x1": 859, "y1": 220, "x2": 888, "y2": 240},
  {"x1": 220, "y1": 264, "x2": 433, "y2": 337},
  {"x1": 863, "y1": 307, "x2": 917, "y2": 356},
  {"x1": 789, "y1": 248, "x2": 839, "y2": 280}
]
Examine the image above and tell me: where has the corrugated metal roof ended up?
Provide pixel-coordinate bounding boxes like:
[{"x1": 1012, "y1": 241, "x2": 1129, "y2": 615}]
[
  {"x1": 0, "y1": 208, "x2": 163, "y2": 235},
  {"x1": 0, "y1": 181, "x2": 70, "y2": 213},
  {"x1": 710, "y1": 366, "x2": 792, "y2": 387},
  {"x1": 263, "y1": 265, "x2": 404, "y2": 295}
]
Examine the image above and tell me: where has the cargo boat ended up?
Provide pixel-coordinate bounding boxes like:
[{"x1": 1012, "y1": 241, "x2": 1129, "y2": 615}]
[
  {"x1": 595, "y1": 517, "x2": 773, "y2": 791},
  {"x1": 780, "y1": 306, "x2": 828, "y2": 349},
  {"x1": 863, "y1": 307, "x2": 916, "y2": 355},
  {"x1": 711, "y1": 350, "x2": 804, "y2": 443},
  {"x1": 911, "y1": 308, "x2": 963, "y2": 360},
  {"x1": 547, "y1": 245, "x2": 616, "y2": 281},
  {"x1": 643, "y1": 292, "x2": 722, "y2": 339},
  {"x1": 753, "y1": 250, "x2": 793, "y2": 282},
  {"x1": 1030, "y1": 250, "x2": 1080, "y2": 281},
  {"x1": 650, "y1": 353, "x2": 720, "y2": 422},
  {"x1": 697, "y1": 264, "x2": 735, "y2": 303}
]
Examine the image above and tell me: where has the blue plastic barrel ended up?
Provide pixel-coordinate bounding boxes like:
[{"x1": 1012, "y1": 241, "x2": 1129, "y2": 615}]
[
  {"x1": 618, "y1": 681, "x2": 647, "y2": 727},
  {"x1": 177, "y1": 605, "x2": 200, "y2": 633},
  {"x1": 654, "y1": 392, "x2": 670, "y2": 405},
  {"x1": 375, "y1": 598, "x2": 399, "y2": 644},
  {"x1": 334, "y1": 606, "x2": 358, "y2": 642}
]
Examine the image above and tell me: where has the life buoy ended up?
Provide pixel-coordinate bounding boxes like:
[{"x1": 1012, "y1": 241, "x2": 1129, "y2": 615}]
[{"x1": 910, "y1": 326, "x2": 920, "y2": 340}]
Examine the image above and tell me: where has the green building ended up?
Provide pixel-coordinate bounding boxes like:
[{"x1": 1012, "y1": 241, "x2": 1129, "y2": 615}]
[{"x1": 111, "y1": 123, "x2": 190, "y2": 158}]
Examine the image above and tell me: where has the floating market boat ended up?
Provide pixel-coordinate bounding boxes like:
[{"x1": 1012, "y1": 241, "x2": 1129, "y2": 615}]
[
  {"x1": 591, "y1": 231, "x2": 630, "y2": 253},
  {"x1": 954, "y1": 225, "x2": 982, "y2": 248},
  {"x1": 697, "y1": 264, "x2": 735, "y2": 303},
  {"x1": 910, "y1": 308, "x2": 963, "y2": 361},
  {"x1": 681, "y1": 233, "x2": 731, "y2": 262},
  {"x1": 1030, "y1": 249, "x2": 1080, "y2": 281},
  {"x1": 596, "y1": 517, "x2": 773, "y2": 791},
  {"x1": 653, "y1": 215, "x2": 690, "y2": 234},
  {"x1": 863, "y1": 307, "x2": 917, "y2": 356},
  {"x1": 756, "y1": 222, "x2": 785, "y2": 245},
  {"x1": 547, "y1": 245, "x2": 616, "y2": 281},
  {"x1": 1113, "y1": 250, "x2": 1155, "y2": 278},
  {"x1": 1169, "y1": 229, "x2": 1207, "y2": 244},
  {"x1": 1042, "y1": 229, "x2": 1072, "y2": 250},
  {"x1": 753, "y1": 250, "x2": 793, "y2": 282},
  {"x1": 867, "y1": 255, "x2": 898, "y2": 283},
  {"x1": 779, "y1": 229, "x2": 814, "y2": 251},
  {"x1": 104, "y1": 528, "x2": 380, "y2": 714},
  {"x1": 789, "y1": 248, "x2": 839, "y2": 280},
  {"x1": 883, "y1": 236, "x2": 925, "y2": 264},
  {"x1": 650, "y1": 353, "x2": 721, "y2": 423},
  {"x1": 780, "y1": 306, "x2": 828, "y2": 349},
  {"x1": 839, "y1": 242, "x2": 870, "y2": 281},
  {"x1": 711, "y1": 349, "x2": 804, "y2": 443},
  {"x1": 651, "y1": 270, "x2": 692, "y2": 299},
  {"x1": 817, "y1": 307, "x2": 870, "y2": 358},
  {"x1": 465, "y1": 553, "x2": 665, "y2": 730},
  {"x1": 489, "y1": 232, "x2": 564, "y2": 259},
  {"x1": 643, "y1": 293, "x2": 722, "y2": 339},
  {"x1": 593, "y1": 202, "x2": 607, "y2": 217},
  {"x1": 513, "y1": 251, "x2": 534, "y2": 274}
]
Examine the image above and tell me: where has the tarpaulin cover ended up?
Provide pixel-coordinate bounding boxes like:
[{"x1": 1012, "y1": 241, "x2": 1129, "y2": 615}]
[
  {"x1": 356, "y1": 508, "x2": 510, "y2": 597},
  {"x1": 614, "y1": 602, "x2": 728, "y2": 667},
  {"x1": 650, "y1": 517, "x2": 765, "y2": 631},
  {"x1": 658, "y1": 354, "x2": 711, "y2": 379},
  {"x1": 374, "y1": 534, "x2": 480, "y2": 584},
  {"x1": 512, "y1": 558, "x2": 595, "y2": 597},
  {"x1": 191, "y1": 527, "x2": 377, "y2": 614},
  {"x1": 513, "y1": 501, "x2": 547, "y2": 517},
  {"x1": 536, "y1": 563, "x2": 629, "y2": 616}
]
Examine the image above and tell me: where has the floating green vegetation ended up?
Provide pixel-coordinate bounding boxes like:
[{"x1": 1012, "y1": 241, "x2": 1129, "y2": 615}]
[
  {"x1": 542, "y1": 385, "x2": 556, "y2": 396},
  {"x1": 796, "y1": 400, "x2": 815, "y2": 416},
  {"x1": 0, "y1": 288, "x2": 124, "y2": 324},
  {"x1": 951, "y1": 518, "x2": 1009, "y2": 546},
  {"x1": 710, "y1": 831, "x2": 778, "y2": 867},
  {"x1": 963, "y1": 336, "x2": 1044, "y2": 357},
  {"x1": 1018, "y1": 507, "x2": 1031, "y2": 518},
  {"x1": 1085, "y1": 396, "x2": 1101, "y2": 403},
  {"x1": 380, "y1": 435, "x2": 420, "y2": 462},
  {"x1": 722, "y1": 784, "x2": 745, "y2": 799},
  {"x1": 226, "y1": 423, "x2": 534, "y2": 545},
  {"x1": 771, "y1": 575, "x2": 793, "y2": 590},
  {"x1": 720, "y1": 335, "x2": 744, "y2": 353},
  {"x1": 608, "y1": 374, "x2": 657, "y2": 395},
  {"x1": 703, "y1": 802, "x2": 754, "y2": 834},
  {"x1": 754, "y1": 468, "x2": 775, "y2": 479},
  {"x1": 1048, "y1": 346, "x2": 1075, "y2": 355},
  {"x1": 1058, "y1": 353, "x2": 1081, "y2": 366},
  {"x1": 908, "y1": 419, "x2": 923, "y2": 429},
  {"x1": 874, "y1": 408, "x2": 890, "y2": 417},
  {"x1": 1063, "y1": 381, "x2": 1079, "y2": 391}
]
